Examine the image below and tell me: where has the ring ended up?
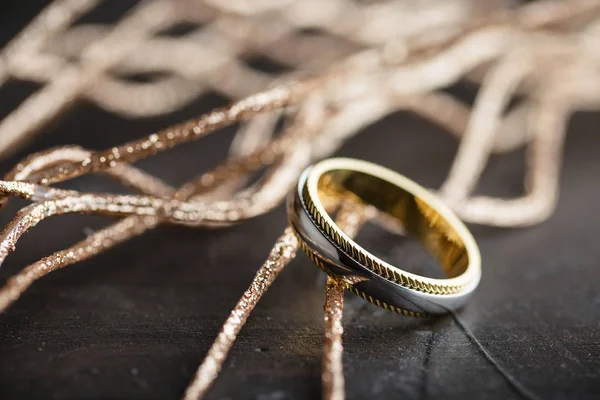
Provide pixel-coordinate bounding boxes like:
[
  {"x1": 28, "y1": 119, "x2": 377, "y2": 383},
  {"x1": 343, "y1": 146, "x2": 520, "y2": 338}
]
[{"x1": 287, "y1": 158, "x2": 481, "y2": 316}]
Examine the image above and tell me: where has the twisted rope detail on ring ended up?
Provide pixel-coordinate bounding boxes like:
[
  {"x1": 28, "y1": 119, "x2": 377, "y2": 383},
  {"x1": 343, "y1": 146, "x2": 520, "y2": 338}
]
[
  {"x1": 301, "y1": 184, "x2": 469, "y2": 296},
  {"x1": 296, "y1": 234, "x2": 427, "y2": 317},
  {"x1": 299, "y1": 237, "x2": 426, "y2": 317},
  {"x1": 0, "y1": 1, "x2": 595, "y2": 399}
]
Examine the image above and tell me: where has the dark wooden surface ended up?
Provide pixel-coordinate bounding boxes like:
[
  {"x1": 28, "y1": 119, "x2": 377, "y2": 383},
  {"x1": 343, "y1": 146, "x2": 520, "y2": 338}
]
[{"x1": 1, "y1": 2, "x2": 599, "y2": 399}]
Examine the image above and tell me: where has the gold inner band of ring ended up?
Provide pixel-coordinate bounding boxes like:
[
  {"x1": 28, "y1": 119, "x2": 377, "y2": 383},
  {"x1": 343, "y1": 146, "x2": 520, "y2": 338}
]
[{"x1": 301, "y1": 158, "x2": 481, "y2": 296}]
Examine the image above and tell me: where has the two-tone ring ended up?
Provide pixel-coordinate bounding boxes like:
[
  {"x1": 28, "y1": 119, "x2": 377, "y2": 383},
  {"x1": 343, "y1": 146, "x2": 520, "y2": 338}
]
[{"x1": 287, "y1": 158, "x2": 481, "y2": 316}]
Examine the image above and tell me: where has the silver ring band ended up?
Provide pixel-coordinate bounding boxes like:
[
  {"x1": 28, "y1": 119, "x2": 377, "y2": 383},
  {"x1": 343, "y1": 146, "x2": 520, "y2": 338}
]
[{"x1": 287, "y1": 158, "x2": 481, "y2": 316}]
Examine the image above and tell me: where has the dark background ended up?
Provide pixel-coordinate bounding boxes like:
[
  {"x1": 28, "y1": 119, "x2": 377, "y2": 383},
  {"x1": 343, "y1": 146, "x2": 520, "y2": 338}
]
[{"x1": 0, "y1": 1, "x2": 599, "y2": 399}]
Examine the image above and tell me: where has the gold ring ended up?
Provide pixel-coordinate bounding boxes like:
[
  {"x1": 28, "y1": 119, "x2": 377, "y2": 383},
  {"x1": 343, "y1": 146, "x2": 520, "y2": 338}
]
[{"x1": 287, "y1": 158, "x2": 481, "y2": 316}]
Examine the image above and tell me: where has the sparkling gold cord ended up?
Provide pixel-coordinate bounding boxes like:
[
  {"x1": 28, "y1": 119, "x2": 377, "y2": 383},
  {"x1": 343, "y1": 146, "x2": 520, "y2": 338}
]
[
  {"x1": 182, "y1": 227, "x2": 299, "y2": 400},
  {"x1": 323, "y1": 278, "x2": 345, "y2": 400},
  {"x1": 322, "y1": 201, "x2": 367, "y2": 400},
  {"x1": 0, "y1": 1, "x2": 599, "y2": 399}
]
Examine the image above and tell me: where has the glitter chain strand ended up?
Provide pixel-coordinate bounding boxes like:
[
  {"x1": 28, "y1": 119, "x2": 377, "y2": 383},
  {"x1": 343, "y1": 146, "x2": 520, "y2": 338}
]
[
  {"x1": 1, "y1": 2, "x2": 599, "y2": 399},
  {"x1": 182, "y1": 227, "x2": 299, "y2": 400},
  {"x1": 322, "y1": 202, "x2": 366, "y2": 400}
]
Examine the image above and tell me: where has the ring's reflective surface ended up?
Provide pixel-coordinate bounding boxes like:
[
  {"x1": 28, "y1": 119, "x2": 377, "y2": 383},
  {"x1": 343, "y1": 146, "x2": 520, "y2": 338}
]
[{"x1": 287, "y1": 158, "x2": 481, "y2": 316}]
